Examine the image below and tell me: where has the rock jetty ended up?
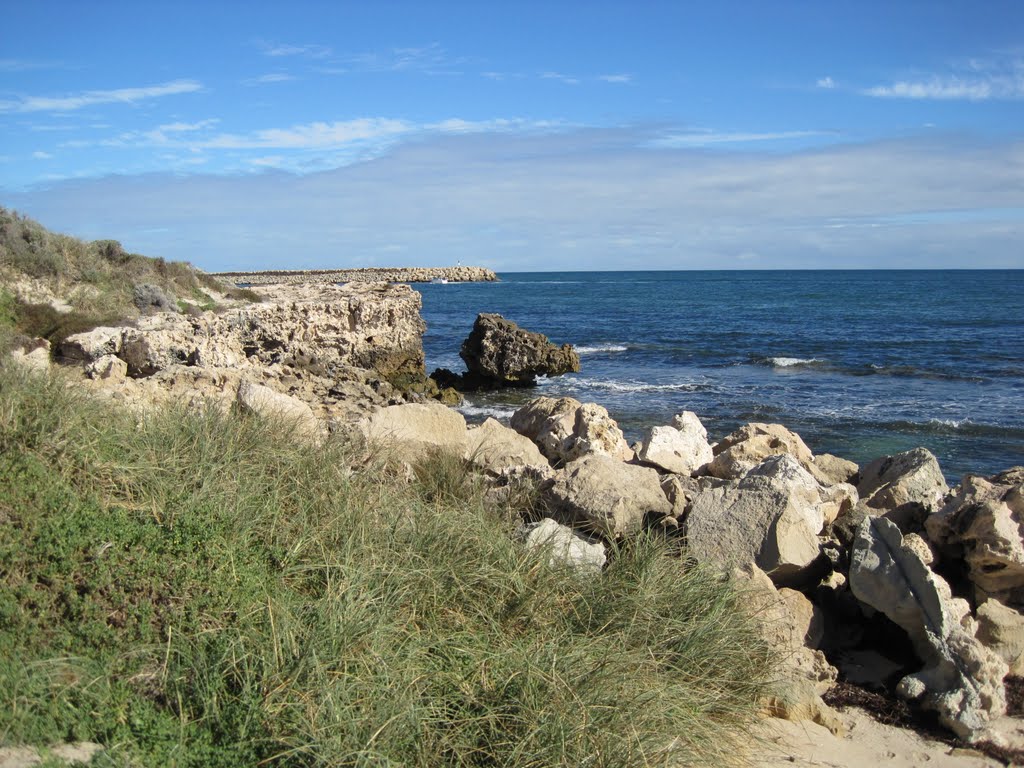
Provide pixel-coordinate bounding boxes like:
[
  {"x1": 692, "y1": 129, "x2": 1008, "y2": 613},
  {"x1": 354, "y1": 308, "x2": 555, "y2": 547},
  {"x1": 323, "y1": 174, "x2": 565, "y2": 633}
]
[{"x1": 212, "y1": 266, "x2": 497, "y2": 286}]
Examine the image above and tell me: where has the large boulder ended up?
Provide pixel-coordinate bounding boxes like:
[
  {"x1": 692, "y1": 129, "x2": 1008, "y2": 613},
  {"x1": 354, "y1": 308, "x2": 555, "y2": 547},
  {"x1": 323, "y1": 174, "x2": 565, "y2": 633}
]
[
  {"x1": 359, "y1": 402, "x2": 468, "y2": 458},
  {"x1": 857, "y1": 447, "x2": 949, "y2": 516},
  {"x1": 465, "y1": 417, "x2": 549, "y2": 474},
  {"x1": 459, "y1": 313, "x2": 579, "y2": 387},
  {"x1": 510, "y1": 397, "x2": 631, "y2": 465},
  {"x1": 638, "y1": 411, "x2": 714, "y2": 476},
  {"x1": 545, "y1": 454, "x2": 671, "y2": 538},
  {"x1": 520, "y1": 518, "x2": 606, "y2": 575},
  {"x1": 685, "y1": 455, "x2": 843, "y2": 582},
  {"x1": 706, "y1": 422, "x2": 816, "y2": 481},
  {"x1": 925, "y1": 469, "x2": 1024, "y2": 606},
  {"x1": 236, "y1": 380, "x2": 322, "y2": 439},
  {"x1": 849, "y1": 516, "x2": 1007, "y2": 742}
]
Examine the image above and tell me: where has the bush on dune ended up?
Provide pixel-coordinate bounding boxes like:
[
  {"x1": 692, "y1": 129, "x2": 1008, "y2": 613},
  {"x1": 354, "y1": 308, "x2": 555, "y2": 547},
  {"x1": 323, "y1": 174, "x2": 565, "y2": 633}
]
[{"x1": 0, "y1": 363, "x2": 773, "y2": 767}]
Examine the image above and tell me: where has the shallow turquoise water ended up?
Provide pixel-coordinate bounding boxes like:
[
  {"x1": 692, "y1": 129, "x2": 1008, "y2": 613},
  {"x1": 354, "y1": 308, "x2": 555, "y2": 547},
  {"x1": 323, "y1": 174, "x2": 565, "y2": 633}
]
[{"x1": 418, "y1": 270, "x2": 1024, "y2": 481}]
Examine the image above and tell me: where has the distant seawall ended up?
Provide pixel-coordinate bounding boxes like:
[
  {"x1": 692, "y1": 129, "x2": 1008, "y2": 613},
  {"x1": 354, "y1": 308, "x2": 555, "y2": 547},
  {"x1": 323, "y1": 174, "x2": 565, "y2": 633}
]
[{"x1": 212, "y1": 267, "x2": 498, "y2": 285}]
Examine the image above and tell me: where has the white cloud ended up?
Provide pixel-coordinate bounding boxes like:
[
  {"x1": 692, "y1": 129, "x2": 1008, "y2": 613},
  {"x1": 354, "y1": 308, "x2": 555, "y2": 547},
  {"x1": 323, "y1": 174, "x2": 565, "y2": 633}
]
[
  {"x1": 652, "y1": 130, "x2": 828, "y2": 147},
  {"x1": 541, "y1": 71, "x2": 581, "y2": 85},
  {"x1": 199, "y1": 118, "x2": 413, "y2": 149},
  {"x1": 244, "y1": 73, "x2": 296, "y2": 85},
  {"x1": 599, "y1": 74, "x2": 632, "y2": 84},
  {"x1": 816, "y1": 76, "x2": 836, "y2": 89},
  {"x1": 865, "y1": 56, "x2": 1024, "y2": 100},
  {"x1": 0, "y1": 79, "x2": 202, "y2": 113},
  {"x1": 32, "y1": 151, "x2": 53, "y2": 159},
  {"x1": 260, "y1": 42, "x2": 332, "y2": 59}
]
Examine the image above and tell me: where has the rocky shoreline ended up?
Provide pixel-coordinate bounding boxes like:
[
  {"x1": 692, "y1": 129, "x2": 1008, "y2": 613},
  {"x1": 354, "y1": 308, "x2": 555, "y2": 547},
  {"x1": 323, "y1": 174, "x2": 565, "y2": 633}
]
[
  {"x1": 8, "y1": 278, "x2": 1024, "y2": 764},
  {"x1": 211, "y1": 266, "x2": 497, "y2": 285}
]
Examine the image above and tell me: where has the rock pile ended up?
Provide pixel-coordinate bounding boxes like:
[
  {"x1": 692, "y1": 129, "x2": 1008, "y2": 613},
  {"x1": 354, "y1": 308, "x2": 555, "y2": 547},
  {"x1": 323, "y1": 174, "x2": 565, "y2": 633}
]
[
  {"x1": 354, "y1": 395, "x2": 1024, "y2": 744},
  {"x1": 213, "y1": 266, "x2": 497, "y2": 285}
]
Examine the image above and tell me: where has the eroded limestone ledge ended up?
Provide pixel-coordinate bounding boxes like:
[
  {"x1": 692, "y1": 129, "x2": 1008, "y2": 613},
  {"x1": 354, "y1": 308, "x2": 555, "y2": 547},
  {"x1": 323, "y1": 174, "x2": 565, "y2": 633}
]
[{"x1": 212, "y1": 266, "x2": 497, "y2": 285}]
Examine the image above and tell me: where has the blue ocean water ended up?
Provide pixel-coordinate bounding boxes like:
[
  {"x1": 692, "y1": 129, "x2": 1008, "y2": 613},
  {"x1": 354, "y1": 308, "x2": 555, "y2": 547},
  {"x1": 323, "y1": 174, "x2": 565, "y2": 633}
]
[{"x1": 418, "y1": 270, "x2": 1024, "y2": 482}]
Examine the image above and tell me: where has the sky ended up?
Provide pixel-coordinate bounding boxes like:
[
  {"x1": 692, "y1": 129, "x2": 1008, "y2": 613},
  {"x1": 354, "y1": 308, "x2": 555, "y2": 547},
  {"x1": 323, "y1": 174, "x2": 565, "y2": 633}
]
[{"x1": 1, "y1": 1, "x2": 1023, "y2": 272}]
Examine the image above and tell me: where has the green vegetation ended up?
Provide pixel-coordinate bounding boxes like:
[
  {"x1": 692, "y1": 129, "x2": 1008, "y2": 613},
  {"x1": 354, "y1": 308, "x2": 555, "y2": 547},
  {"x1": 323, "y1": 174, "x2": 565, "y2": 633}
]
[
  {"x1": 0, "y1": 207, "x2": 257, "y2": 351},
  {"x1": 0, "y1": 362, "x2": 773, "y2": 766}
]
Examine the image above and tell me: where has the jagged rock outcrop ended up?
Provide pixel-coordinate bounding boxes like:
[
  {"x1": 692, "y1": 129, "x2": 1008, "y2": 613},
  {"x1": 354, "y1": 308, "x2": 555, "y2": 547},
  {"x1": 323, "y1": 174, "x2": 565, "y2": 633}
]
[
  {"x1": 707, "y1": 422, "x2": 823, "y2": 482},
  {"x1": 61, "y1": 282, "x2": 427, "y2": 387},
  {"x1": 519, "y1": 518, "x2": 606, "y2": 574},
  {"x1": 848, "y1": 516, "x2": 1007, "y2": 742},
  {"x1": 510, "y1": 396, "x2": 631, "y2": 465},
  {"x1": 686, "y1": 455, "x2": 850, "y2": 582},
  {"x1": 545, "y1": 454, "x2": 671, "y2": 538},
  {"x1": 637, "y1": 411, "x2": 714, "y2": 476},
  {"x1": 925, "y1": 468, "x2": 1024, "y2": 606},
  {"x1": 459, "y1": 313, "x2": 579, "y2": 387}
]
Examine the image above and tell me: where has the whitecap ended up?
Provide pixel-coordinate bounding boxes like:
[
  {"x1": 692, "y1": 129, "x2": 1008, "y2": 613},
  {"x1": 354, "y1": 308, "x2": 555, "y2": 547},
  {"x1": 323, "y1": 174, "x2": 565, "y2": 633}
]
[
  {"x1": 767, "y1": 356, "x2": 825, "y2": 368},
  {"x1": 457, "y1": 403, "x2": 517, "y2": 421},
  {"x1": 574, "y1": 344, "x2": 630, "y2": 355},
  {"x1": 588, "y1": 380, "x2": 706, "y2": 393}
]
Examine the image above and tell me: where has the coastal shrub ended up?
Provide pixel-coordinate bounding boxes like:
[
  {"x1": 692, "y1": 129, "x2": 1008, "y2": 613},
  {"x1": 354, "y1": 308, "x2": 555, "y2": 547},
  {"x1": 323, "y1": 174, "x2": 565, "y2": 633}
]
[
  {"x1": 132, "y1": 282, "x2": 179, "y2": 313},
  {"x1": 0, "y1": 363, "x2": 772, "y2": 767}
]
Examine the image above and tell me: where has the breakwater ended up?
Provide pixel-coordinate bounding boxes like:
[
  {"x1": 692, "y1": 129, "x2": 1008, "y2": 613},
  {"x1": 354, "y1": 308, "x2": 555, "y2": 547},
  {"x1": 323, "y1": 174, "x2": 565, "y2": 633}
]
[{"x1": 212, "y1": 266, "x2": 497, "y2": 285}]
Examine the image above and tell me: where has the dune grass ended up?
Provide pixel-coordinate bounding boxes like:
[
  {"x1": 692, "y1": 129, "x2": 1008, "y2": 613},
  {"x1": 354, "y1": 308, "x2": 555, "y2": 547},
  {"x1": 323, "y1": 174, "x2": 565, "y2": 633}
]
[
  {"x1": 0, "y1": 362, "x2": 773, "y2": 766},
  {"x1": 0, "y1": 207, "x2": 258, "y2": 352}
]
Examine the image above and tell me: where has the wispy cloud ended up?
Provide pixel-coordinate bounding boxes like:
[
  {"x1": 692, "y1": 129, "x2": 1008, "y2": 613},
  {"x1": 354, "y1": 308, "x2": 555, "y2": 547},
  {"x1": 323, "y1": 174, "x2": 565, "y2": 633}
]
[
  {"x1": 541, "y1": 71, "x2": 581, "y2": 85},
  {"x1": 243, "y1": 73, "x2": 296, "y2": 85},
  {"x1": 0, "y1": 79, "x2": 202, "y2": 113},
  {"x1": 258, "y1": 41, "x2": 332, "y2": 59},
  {"x1": 598, "y1": 74, "x2": 632, "y2": 84},
  {"x1": 341, "y1": 43, "x2": 461, "y2": 74},
  {"x1": 0, "y1": 58, "x2": 65, "y2": 72},
  {"x1": 32, "y1": 151, "x2": 53, "y2": 159},
  {"x1": 816, "y1": 76, "x2": 836, "y2": 89},
  {"x1": 198, "y1": 118, "x2": 413, "y2": 149},
  {"x1": 652, "y1": 130, "x2": 828, "y2": 147},
  {"x1": 865, "y1": 55, "x2": 1024, "y2": 100}
]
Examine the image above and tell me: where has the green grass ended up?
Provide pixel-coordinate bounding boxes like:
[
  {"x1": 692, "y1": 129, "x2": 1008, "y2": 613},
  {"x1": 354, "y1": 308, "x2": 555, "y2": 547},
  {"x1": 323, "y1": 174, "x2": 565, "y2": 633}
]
[{"x1": 0, "y1": 363, "x2": 773, "y2": 767}]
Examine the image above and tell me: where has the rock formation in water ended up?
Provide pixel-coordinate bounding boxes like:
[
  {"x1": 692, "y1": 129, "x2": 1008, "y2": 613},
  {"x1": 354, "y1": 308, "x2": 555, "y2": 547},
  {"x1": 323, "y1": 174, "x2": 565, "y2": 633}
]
[{"x1": 454, "y1": 313, "x2": 580, "y2": 388}]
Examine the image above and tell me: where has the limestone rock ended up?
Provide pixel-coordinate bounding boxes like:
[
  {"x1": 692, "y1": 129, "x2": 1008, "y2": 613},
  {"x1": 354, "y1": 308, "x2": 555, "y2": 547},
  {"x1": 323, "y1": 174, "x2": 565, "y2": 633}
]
[
  {"x1": 236, "y1": 380, "x2": 321, "y2": 439},
  {"x1": 977, "y1": 600, "x2": 1024, "y2": 676},
  {"x1": 706, "y1": 422, "x2": 816, "y2": 480},
  {"x1": 465, "y1": 418, "x2": 549, "y2": 474},
  {"x1": 520, "y1": 518, "x2": 606, "y2": 574},
  {"x1": 459, "y1": 313, "x2": 579, "y2": 386},
  {"x1": 925, "y1": 470, "x2": 1024, "y2": 606},
  {"x1": 849, "y1": 516, "x2": 1007, "y2": 741},
  {"x1": 858, "y1": 447, "x2": 949, "y2": 516},
  {"x1": 86, "y1": 354, "x2": 127, "y2": 382},
  {"x1": 360, "y1": 401, "x2": 468, "y2": 458},
  {"x1": 813, "y1": 453, "x2": 860, "y2": 486},
  {"x1": 638, "y1": 411, "x2": 714, "y2": 476},
  {"x1": 546, "y1": 454, "x2": 671, "y2": 538},
  {"x1": 686, "y1": 455, "x2": 835, "y2": 581},
  {"x1": 510, "y1": 396, "x2": 631, "y2": 464},
  {"x1": 8, "y1": 339, "x2": 50, "y2": 372},
  {"x1": 562, "y1": 402, "x2": 633, "y2": 462},
  {"x1": 735, "y1": 565, "x2": 842, "y2": 734},
  {"x1": 59, "y1": 326, "x2": 122, "y2": 361}
]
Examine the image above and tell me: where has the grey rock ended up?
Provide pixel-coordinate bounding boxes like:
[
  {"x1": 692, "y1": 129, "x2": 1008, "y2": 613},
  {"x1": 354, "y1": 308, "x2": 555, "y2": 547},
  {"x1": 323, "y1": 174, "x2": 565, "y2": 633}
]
[
  {"x1": 849, "y1": 516, "x2": 1007, "y2": 742},
  {"x1": 520, "y1": 518, "x2": 606, "y2": 574},
  {"x1": 546, "y1": 454, "x2": 671, "y2": 538}
]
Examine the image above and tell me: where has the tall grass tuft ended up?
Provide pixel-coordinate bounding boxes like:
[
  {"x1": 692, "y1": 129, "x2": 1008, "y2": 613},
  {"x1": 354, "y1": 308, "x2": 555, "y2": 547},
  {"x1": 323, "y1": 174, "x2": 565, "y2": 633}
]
[{"x1": 0, "y1": 362, "x2": 773, "y2": 766}]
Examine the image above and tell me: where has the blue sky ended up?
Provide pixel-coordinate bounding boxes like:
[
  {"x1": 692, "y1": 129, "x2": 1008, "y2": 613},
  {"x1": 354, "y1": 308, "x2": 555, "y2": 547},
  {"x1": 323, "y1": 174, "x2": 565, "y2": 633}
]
[{"x1": 2, "y1": 1, "x2": 1023, "y2": 271}]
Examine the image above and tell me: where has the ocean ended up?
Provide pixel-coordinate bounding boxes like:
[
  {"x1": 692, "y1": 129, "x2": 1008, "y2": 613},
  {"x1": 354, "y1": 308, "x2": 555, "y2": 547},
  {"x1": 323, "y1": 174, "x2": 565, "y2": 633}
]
[{"x1": 417, "y1": 270, "x2": 1024, "y2": 483}]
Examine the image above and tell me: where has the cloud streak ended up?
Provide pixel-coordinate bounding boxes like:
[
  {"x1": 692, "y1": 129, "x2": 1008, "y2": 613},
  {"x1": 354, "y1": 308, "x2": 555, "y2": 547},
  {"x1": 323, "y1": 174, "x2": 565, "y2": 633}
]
[
  {"x1": 0, "y1": 79, "x2": 202, "y2": 113},
  {"x1": 865, "y1": 56, "x2": 1024, "y2": 100}
]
